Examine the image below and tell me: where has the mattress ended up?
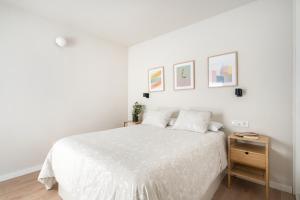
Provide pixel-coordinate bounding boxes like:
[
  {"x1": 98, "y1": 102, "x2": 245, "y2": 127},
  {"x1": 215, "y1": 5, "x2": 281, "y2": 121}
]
[{"x1": 38, "y1": 125, "x2": 227, "y2": 200}]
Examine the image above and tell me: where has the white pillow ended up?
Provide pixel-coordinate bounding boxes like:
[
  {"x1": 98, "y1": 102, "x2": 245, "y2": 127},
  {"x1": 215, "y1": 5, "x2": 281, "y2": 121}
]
[
  {"x1": 208, "y1": 121, "x2": 223, "y2": 132},
  {"x1": 142, "y1": 110, "x2": 173, "y2": 128},
  {"x1": 172, "y1": 110, "x2": 211, "y2": 133}
]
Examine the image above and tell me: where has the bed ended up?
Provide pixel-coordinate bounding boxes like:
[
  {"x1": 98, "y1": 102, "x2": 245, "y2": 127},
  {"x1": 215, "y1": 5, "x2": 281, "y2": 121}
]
[{"x1": 38, "y1": 124, "x2": 227, "y2": 200}]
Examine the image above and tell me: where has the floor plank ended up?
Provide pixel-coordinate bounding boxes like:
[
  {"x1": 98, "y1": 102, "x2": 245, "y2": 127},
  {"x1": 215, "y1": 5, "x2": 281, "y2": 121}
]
[
  {"x1": 212, "y1": 177, "x2": 295, "y2": 200},
  {"x1": 0, "y1": 172, "x2": 60, "y2": 200},
  {"x1": 0, "y1": 172, "x2": 295, "y2": 200}
]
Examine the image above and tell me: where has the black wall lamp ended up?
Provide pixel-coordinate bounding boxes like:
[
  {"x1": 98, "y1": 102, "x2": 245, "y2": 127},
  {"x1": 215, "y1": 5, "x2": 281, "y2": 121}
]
[
  {"x1": 235, "y1": 88, "x2": 243, "y2": 97},
  {"x1": 143, "y1": 93, "x2": 150, "y2": 98}
]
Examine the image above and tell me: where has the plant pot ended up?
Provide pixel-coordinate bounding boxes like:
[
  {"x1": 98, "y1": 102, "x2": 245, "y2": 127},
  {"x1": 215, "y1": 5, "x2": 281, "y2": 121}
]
[{"x1": 132, "y1": 114, "x2": 139, "y2": 122}]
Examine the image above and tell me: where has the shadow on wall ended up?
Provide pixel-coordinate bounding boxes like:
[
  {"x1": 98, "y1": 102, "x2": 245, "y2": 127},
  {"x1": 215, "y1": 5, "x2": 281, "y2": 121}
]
[
  {"x1": 66, "y1": 37, "x2": 76, "y2": 47},
  {"x1": 269, "y1": 137, "x2": 293, "y2": 188},
  {"x1": 55, "y1": 37, "x2": 77, "y2": 48}
]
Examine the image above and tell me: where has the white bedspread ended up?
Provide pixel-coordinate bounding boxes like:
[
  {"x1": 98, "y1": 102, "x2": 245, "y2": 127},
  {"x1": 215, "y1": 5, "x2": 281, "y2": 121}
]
[{"x1": 38, "y1": 125, "x2": 227, "y2": 200}]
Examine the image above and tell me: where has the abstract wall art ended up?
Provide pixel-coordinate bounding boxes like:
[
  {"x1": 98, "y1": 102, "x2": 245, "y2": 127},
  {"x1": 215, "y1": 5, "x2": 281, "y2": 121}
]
[
  {"x1": 173, "y1": 61, "x2": 195, "y2": 90},
  {"x1": 148, "y1": 66, "x2": 164, "y2": 92},
  {"x1": 208, "y1": 52, "x2": 238, "y2": 88}
]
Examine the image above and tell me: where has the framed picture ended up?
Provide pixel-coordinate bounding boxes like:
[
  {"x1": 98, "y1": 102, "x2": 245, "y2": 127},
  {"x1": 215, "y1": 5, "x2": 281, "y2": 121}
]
[
  {"x1": 148, "y1": 66, "x2": 164, "y2": 92},
  {"x1": 173, "y1": 61, "x2": 195, "y2": 90},
  {"x1": 208, "y1": 52, "x2": 238, "y2": 88}
]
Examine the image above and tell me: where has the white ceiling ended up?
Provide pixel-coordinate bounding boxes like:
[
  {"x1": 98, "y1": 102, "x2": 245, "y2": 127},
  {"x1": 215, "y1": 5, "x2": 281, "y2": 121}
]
[{"x1": 0, "y1": 0, "x2": 255, "y2": 46}]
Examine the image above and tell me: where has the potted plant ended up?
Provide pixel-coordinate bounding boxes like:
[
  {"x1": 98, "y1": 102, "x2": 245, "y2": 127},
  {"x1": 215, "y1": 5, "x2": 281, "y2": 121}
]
[{"x1": 132, "y1": 102, "x2": 143, "y2": 122}]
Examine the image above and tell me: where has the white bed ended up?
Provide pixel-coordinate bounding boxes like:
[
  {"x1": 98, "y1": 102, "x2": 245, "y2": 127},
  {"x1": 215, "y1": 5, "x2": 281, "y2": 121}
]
[{"x1": 38, "y1": 125, "x2": 227, "y2": 200}]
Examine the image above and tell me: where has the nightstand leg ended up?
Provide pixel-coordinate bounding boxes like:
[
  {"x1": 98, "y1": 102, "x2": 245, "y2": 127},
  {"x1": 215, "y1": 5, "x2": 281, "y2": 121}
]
[
  {"x1": 265, "y1": 143, "x2": 269, "y2": 200},
  {"x1": 265, "y1": 165, "x2": 269, "y2": 200},
  {"x1": 227, "y1": 137, "x2": 231, "y2": 189},
  {"x1": 227, "y1": 173, "x2": 231, "y2": 188},
  {"x1": 265, "y1": 184, "x2": 269, "y2": 200}
]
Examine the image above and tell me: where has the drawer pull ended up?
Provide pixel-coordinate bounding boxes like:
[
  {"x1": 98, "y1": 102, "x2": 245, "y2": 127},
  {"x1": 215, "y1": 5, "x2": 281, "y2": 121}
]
[{"x1": 245, "y1": 152, "x2": 249, "y2": 155}]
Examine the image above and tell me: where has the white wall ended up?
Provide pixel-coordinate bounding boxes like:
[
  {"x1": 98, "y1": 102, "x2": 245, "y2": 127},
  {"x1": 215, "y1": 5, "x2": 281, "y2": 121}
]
[
  {"x1": 295, "y1": 0, "x2": 300, "y2": 197},
  {"x1": 0, "y1": 4, "x2": 128, "y2": 179},
  {"x1": 128, "y1": 0, "x2": 293, "y2": 192}
]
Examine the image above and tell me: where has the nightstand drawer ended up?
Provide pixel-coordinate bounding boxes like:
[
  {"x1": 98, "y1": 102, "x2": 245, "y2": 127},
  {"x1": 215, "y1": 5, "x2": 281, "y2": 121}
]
[{"x1": 231, "y1": 148, "x2": 265, "y2": 169}]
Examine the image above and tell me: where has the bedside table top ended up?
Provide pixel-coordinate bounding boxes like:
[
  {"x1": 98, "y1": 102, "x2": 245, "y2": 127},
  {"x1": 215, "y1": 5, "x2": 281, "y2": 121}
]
[
  {"x1": 123, "y1": 121, "x2": 142, "y2": 127},
  {"x1": 229, "y1": 133, "x2": 269, "y2": 144},
  {"x1": 124, "y1": 121, "x2": 141, "y2": 124}
]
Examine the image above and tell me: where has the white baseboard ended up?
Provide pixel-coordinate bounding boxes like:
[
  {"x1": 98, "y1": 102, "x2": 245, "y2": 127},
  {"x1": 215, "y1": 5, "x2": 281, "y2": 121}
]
[
  {"x1": 0, "y1": 164, "x2": 42, "y2": 182},
  {"x1": 270, "y1": 181, "x2": 293, "y2": 193}
]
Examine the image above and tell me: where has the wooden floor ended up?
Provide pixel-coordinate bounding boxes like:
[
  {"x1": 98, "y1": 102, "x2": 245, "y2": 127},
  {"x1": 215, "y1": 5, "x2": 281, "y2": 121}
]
[
  {"x1": 0, "y1": 172, "x2": 295, "y2": 200},
  {"x1": 212, "y1": 177, "x2": 295, "y2": 200}
]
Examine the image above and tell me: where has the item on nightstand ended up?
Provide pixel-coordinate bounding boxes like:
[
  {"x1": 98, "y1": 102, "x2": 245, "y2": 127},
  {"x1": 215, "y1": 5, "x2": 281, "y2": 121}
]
[
  {"x1": 243, "y1": 135, "x2": 259, "y2": 140},
  {"x1": 132, "y1": 102, "x2": 144, "y2": 122},
  {"x1": 234, "y1": 132, "x2": 259, "y2": 139},
  {"x1": 228, "y1": 133, "x2": 270, "y2": 199}
]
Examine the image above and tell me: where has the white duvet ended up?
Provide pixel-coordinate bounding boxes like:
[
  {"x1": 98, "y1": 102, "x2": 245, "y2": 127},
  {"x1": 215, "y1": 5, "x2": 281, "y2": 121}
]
[{"x1": 38, "y1": 125, "x2": 227, "y2": 200}]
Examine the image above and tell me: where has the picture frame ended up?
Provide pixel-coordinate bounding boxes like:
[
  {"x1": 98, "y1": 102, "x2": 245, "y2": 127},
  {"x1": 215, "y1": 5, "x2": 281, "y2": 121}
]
[
  {"x1": 148, "y1": 66, "x2": 165, "y2": 92},
  {"x1": 173, "y1": 60, "x2": 195, "y2": 90},
  {"x1": 208, "y1": 52, "x2": 238, "y2": 88}
]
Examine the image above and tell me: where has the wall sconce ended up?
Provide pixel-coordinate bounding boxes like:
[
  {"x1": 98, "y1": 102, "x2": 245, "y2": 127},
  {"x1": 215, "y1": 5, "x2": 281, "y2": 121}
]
[
  {"x1": 235, "y1": 88, "x2": 243, "y2": 97},
  {"x1": 55, "y1": 36, "x2": 67, "y2": 47},
  {"x1": 143, "y1": 93, "x2": 149, "y2": 98}
]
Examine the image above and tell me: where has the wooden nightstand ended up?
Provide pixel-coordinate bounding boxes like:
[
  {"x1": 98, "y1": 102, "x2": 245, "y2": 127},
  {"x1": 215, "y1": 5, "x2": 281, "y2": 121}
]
[
  {"x1": 123, "y1": 121, "x2": 141, "y2": 127},
  {"x1": 227, "y1": 133, "x2": 270, "y2": 199}
]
